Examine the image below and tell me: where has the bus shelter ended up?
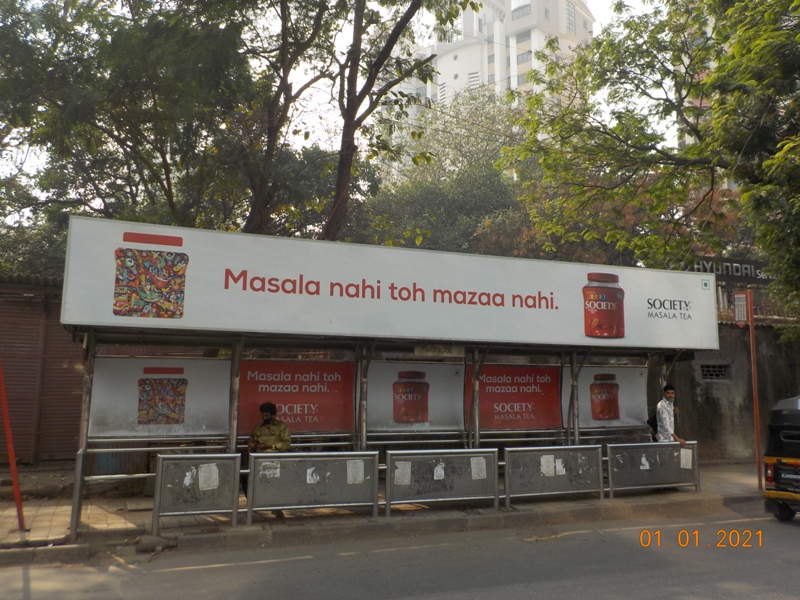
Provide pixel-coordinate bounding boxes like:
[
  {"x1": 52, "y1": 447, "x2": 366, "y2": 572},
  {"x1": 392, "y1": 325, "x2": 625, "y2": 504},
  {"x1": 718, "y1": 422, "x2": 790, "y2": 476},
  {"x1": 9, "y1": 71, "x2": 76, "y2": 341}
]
[{"x1": 60, "y1": 217, "x2": 719, "y2": 539}]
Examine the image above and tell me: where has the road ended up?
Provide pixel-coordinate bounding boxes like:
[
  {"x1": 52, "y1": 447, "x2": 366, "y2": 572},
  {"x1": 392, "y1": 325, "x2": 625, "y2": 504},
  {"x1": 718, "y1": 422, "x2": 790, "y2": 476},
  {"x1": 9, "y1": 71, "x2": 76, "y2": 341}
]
[{"x1": 2, "y1": 505, "x2": 797, "y2": 600}]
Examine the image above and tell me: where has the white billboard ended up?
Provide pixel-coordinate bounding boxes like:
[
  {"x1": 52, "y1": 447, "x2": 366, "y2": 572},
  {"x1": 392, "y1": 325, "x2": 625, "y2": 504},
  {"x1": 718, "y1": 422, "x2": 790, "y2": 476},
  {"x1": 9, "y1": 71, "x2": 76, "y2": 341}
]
[
  {"x1": 62, "y1": 217, "x2": 719, "y2": 349},
  {"x1": 89, "y1": 357, "x2": 231, "y2": 437},
  {"x1": 560, "y1": 366, "x2": 648, "y2": 428},
  {"x1": 366, "y1": 362, "x2": 466, "y2": 432}
]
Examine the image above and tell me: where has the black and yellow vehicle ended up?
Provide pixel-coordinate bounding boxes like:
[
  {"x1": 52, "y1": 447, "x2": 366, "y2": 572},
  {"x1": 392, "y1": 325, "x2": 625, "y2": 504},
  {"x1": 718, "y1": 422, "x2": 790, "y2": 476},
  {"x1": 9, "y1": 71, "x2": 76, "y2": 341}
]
[{"x1": 764, "y1": 395, "x2": 800, "y2": 521}]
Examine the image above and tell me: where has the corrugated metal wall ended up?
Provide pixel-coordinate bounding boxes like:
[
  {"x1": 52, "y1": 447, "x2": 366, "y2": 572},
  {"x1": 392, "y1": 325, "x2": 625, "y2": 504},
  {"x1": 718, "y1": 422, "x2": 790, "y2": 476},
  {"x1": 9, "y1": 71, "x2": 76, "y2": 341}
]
[
  {"x1": 38, "y1": 311, "x2": 84, "y2": 460},
  {"x1": 0, "y1": 290, "x2": 83, "y2": 463}
]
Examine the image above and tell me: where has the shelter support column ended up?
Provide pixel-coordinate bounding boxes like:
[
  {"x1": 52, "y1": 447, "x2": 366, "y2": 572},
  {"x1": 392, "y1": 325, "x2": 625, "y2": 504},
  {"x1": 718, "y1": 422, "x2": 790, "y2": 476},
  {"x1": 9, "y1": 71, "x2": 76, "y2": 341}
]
[
  {"x1": 469, "y1": 349, "x2": 485, "y2": 448},
  {"x1": 69, "y1": 330, "x2": 95, "y2": 543},
  {"x1": 567, "y1": 351, "x2": 580, "y2": 445},
  {"x1": 357, "y1": 346, "x2": 372, "y2": 451},
  {"x1": 228, "y1": 337, "x2": 244, "y2": 453}
]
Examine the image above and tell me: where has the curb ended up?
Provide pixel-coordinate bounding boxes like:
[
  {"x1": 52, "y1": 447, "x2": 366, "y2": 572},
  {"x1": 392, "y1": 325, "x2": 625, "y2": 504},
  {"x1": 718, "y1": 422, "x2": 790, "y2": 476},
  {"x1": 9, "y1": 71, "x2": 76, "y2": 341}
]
[
  {"x1": 0, "y1": 544, "x2": 90, "y2": 567},
  {"x1": 0, "y1": 493, "x2": 764, "y2": 567}
]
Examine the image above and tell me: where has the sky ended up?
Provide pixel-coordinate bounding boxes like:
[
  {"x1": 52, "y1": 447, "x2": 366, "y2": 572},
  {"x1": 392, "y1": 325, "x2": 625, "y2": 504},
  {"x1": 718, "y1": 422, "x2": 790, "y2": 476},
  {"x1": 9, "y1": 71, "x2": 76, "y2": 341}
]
[{"x1": 591, "y1": 0, "x2": 648, "y2": 34}]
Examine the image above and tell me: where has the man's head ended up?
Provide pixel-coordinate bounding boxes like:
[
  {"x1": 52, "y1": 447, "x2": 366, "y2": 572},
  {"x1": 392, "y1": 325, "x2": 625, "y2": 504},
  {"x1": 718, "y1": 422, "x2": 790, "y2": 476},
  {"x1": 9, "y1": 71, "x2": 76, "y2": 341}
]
[
  {"x1": 259, "y1": 402, "x2": 278, "y2": 422},
  {"x1": 663, "y1": 384, "x2": 676, "y2": 401}
]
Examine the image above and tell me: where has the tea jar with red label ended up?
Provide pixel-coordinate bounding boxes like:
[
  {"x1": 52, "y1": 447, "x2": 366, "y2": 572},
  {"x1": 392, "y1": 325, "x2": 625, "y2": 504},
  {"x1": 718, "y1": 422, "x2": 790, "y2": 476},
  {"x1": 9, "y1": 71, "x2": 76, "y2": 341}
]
[
  {"x1": 590, "y1": 373, "x2": 620, "y2": 420},
  {"x1": 393, "y1": 371, "x2": 429, "y2": 423},
  {"x1": 583, "y1": 272, "x2": 625, "y2": 338}
]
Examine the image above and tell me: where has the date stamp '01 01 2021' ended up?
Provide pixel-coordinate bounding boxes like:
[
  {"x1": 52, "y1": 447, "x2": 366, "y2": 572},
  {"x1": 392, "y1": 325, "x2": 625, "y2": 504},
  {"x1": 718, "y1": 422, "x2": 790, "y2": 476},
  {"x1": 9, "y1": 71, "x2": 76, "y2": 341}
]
[{"x1": 639, "y1": 529, "x2": 763, "y2": 548}]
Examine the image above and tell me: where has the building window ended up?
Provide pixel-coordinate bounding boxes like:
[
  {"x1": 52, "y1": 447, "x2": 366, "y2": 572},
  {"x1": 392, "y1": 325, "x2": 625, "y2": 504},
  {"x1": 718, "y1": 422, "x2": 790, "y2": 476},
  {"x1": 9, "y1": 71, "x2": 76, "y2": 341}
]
[
  {"x1": 507, "y1": 56, "x2": 511, "y2": 68},
  {"x1": 545, "y1": 8, "x2": 550, "y2": 20},
  {"x1": 512, "y1": 4, "x2": 531, "y2": 20},
  {"x1": 517, "y1": 30, "x2": 531, "y2": 43},
  {"x1": 517, "y1": 74, "x2": 528, "y2": 86},
  {"x1": 468, "y1": 72, "x2": 481, "y2": 89},
  {"x1": 487, "y1": 35, "x2": 494, "y2": 44},
  {"x1": 566, "y1": 1, "x2": 576, "y2": 33},
  {"x1": 517, "y1": 51, "x2": 531, "y2": 65},
  {"x1": 488, "y1": 74, "x2": 495, "y2": 83},
  {"x1": 488, "y1": 54, "x2": 495, "y2": 64},
  {"x1": 701, "y1": 364, "x2": 731, "y2": 380}
]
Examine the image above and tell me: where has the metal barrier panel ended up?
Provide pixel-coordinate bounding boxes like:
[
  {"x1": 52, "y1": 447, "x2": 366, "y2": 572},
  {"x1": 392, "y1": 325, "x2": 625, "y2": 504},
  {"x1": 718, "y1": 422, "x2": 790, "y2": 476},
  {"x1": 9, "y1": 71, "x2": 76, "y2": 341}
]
[
  {"x1": 152, "y1": 453, "x2": 240, "y2": 536},
  {"x1": 385, "y1": 449, "x2": 499, "y2": 516},
  {"x1": 504, "y1": 445, "x2": 604, "y2": 508},
  {"x1": 606, "y1": 442, "x2": 699, "y2": 497},
  {"x1": 247, "y1": 452, "x2": 380, "y2": 523}
]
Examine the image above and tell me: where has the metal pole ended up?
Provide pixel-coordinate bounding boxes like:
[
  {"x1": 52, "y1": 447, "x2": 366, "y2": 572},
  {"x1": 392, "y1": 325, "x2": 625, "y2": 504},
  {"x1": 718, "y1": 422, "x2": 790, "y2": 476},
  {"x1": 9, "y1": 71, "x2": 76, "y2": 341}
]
[
  {"x1": 471, "y1": 349, "x2": 481, "y2": 448},
  {"x1": 69, "y1": 330, "x2": 95, "y2": 542},
  {"x1": 228, "y1": 337, "x2": 244, "y2": 453},
  {"x1": 358, "y1": 346, "x2": 371, "y2": 451},
  {"x1": 0, "y1": 357, "x2": 26, "y2": 534},
  {"x1": 569, "y1": 351, "x2": 580, "y2": 445},
  {"x1": 747, "y1": 288, "x2": 763, "y2": 490}
]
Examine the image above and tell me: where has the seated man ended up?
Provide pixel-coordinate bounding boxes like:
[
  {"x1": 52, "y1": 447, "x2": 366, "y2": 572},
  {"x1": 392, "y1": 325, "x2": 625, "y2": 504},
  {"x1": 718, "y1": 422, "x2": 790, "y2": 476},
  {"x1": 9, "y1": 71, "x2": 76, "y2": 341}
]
[
  {"x1": 241, "y1": 402, "x2": 291, "y2": 516},
  {"x1": 248, "y1": 402, "x2": 291, "y2": 453}
]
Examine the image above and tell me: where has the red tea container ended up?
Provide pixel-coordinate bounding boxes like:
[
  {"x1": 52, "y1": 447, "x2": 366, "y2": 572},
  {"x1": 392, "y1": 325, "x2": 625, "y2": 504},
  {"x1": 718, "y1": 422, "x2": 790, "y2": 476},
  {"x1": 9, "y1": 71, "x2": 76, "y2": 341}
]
[
  {"x1": 590, "y1": 374, "x2": 620, "y2": 420},
  {"x1": 393, "y1": 371, "x2": 429, "y2": 423},
  {"x1": 583, "y1": 273, "x2": 625, "y2": 338}
]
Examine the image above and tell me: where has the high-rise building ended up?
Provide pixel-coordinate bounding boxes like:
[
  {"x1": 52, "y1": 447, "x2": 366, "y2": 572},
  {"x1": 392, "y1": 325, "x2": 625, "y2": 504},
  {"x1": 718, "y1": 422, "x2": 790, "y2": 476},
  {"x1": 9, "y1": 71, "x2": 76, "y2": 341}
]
[{"x1": 410, "y1": 0, "x2": 595, "y2": 103}]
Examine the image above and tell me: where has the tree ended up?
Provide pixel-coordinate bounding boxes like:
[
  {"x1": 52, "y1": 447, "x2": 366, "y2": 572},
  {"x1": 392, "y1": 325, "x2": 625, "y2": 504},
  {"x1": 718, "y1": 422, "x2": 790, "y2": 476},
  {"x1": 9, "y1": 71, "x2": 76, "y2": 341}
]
[
  {"x1": 707, "y1": 0, "x2": 800, "y2": 335},
  {"x1": 501, "y1": 0, "x2": 746, "y2": 269},
  {"x1": 318, "y1": 0, "x2": 478, "y2": 240},
  {"x1": 378, "y1": 86, "x2": 528, "y2": 184},
  {"x1": 1, "y1": 0, "x2": 470, "y2": 248},
  {"x1": 348, "y1": 162, "x2": 516, "y2": 250},
  {"x1": 1, "y1": 0, "x2": 258, "y2": 229},
  {"x1": 345, "y1": 88, "x2": 528, "y2": 251}
]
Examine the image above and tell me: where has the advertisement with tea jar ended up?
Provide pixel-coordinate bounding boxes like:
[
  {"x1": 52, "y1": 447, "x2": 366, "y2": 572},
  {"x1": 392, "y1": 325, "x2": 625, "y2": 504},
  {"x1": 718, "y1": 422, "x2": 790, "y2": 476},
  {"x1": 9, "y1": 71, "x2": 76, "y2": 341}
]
[
  {"x1": 366, "y1": 363, "x2": 465, "y2": 431},
  {"x1": 560, "y1": 367, "x2": 647, "y2": 428},
  {"x1": 88, "y1": 358, "x2": 231, "y2": 437},
  {"x1": 237, "y1": 360, "x2": 356, "y2": 434},
  {"x1": 583, "y1": 273, "x2": 625, "y2": 338},
  {"x1": 62, "y1": 218, "x2": 719, "y2": 351},
  {"x1": 464, "y1": 365, "x2": 563, "y2": 430}
]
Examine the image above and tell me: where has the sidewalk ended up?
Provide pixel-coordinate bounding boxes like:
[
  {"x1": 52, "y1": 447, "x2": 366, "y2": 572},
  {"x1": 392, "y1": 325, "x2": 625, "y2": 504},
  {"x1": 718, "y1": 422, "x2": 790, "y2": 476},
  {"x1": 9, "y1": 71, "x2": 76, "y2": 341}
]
[{"x1": 0, "y1": 461, "x2": 764, "y2": 566}]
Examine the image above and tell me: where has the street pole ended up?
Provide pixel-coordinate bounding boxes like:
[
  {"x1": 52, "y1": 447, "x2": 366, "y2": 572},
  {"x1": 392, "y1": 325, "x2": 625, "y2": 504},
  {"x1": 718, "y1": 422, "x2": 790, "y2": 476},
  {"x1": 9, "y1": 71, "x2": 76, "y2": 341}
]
[
  {"x1": 734, "y1": 290, "x2": 762, "y2": 490},
  {"x1": 747, "y1": 288, "x2": 763, "y2": 490}
]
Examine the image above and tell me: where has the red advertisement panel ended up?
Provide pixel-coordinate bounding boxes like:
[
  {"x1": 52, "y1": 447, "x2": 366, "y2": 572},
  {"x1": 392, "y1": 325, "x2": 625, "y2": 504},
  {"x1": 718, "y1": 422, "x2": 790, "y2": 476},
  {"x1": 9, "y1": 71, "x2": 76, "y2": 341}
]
[
  {"x1": 465, "y1": 365, "x2": 562, "y2": 430},
  {"x1": 238, "y1": 360, "x2": 355, "y2": 435}
]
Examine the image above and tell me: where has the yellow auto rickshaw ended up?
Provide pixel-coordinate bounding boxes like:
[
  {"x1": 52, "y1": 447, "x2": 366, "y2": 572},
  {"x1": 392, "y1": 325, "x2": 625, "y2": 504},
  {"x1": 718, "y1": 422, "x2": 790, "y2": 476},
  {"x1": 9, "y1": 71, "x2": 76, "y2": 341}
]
[{"x1": 764, "y1": 395, "x2": 800, "y2": 521}]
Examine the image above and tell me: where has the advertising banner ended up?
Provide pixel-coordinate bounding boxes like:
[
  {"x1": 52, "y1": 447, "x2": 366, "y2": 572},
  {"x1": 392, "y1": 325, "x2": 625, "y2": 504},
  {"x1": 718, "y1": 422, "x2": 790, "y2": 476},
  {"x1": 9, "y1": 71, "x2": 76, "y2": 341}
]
[
  {"x1": 238, "y1": 360, "x2": 355, "y2": 435},
  {"x1": 560, "y1": 367, "x2": 648, "y2": 428},
  {"x1": 89, "y1": 358, "x2": 231, "y2": 437},
  {"x1": 62, "y1": 217, "x2": 719, "y2": 349},
  {"x1": 464, "y1": 365, "x2": 563, "y2": 430},
  {"x1": 366, "y1": 363, "x2": 465, "y2": 432}
]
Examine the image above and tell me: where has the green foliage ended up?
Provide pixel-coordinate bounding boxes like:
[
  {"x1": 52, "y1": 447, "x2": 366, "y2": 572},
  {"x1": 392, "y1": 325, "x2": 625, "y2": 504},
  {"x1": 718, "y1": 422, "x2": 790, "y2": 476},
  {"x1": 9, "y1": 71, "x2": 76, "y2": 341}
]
[
  {"x1": 707, "y1": 0, "x2": 800, "y2": 336},
  {"x1": 348, "y1": 161, "x2": 515, "y2": 252},
  {"x1": 503, "y1": 0, "x2": 800, "y2": 327},
  {"x1": 1, "y1": 0, "x2": 473, "y2": 267},
  {"x1": 502, "y1": 0, "x2": 752, "y2": 270}
]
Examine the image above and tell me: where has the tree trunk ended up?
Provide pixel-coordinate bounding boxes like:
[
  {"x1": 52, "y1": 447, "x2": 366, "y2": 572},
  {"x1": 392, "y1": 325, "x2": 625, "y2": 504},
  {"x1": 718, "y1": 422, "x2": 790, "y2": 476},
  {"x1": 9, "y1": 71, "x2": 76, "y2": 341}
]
[{"x1": 320, "y1": 125, "x2": 357, "y2": 241}]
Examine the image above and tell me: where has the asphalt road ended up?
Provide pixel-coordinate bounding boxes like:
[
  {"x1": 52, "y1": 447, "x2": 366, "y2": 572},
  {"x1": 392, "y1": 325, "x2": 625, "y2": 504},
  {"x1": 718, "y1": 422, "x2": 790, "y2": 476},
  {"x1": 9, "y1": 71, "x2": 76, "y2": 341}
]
[{"x1": 2, "y1": 505, "x2": 797, "y2": 600}]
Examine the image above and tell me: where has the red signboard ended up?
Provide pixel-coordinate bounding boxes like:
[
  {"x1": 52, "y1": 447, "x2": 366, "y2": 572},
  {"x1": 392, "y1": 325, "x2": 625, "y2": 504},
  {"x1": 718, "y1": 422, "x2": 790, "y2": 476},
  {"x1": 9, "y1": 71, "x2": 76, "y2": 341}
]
[
  {"x1": 465, "y1": 365, "x2": 563, "y2": 430},
  {"x1": 238, "y1": 360, "x2": 355, "y2": 435}
]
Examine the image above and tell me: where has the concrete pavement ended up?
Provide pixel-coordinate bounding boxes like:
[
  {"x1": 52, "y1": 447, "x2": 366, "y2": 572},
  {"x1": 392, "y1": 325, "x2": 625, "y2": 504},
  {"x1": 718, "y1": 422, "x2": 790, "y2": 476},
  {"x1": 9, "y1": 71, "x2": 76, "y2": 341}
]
[{"x1": 0, "y1": 461, "x2": 765, "y2": 566}]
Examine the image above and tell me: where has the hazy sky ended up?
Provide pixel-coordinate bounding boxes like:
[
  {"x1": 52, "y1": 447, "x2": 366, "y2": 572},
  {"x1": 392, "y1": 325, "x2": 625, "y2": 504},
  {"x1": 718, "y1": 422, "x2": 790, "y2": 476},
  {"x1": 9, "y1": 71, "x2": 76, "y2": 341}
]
[{"x1": 591, "y1": 0, "x2": 648, "y2": 33}]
